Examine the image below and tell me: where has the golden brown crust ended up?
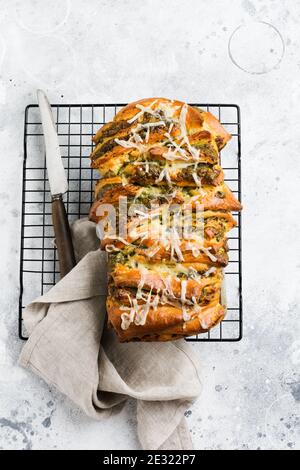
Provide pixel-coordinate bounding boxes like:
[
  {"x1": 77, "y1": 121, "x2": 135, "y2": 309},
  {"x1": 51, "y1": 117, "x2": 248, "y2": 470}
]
[
  {"x1": 91, "y1": 98, "x2": 231, "y2": 169},
  {"x1": 89, "y1": 183, "x2": 241, "y2": 223},
  {"x1": 103, "y1": 240, "x2": 228, "y2": 266},
  {"x1": 107, "y1": 297, "x2": 186, "y2": 340},
  {"x1": 107, "y1": 98, "x2": 231, "y2": 149},
  {"x1": 107, "y1": 295, "x2": 225, "y2": 342},
  {"x1": 110, "y1": 263, "x2": 223, "y2": 301},
  {"x1": 98, "y1": 210, "x2": 236, "y2": 248}
]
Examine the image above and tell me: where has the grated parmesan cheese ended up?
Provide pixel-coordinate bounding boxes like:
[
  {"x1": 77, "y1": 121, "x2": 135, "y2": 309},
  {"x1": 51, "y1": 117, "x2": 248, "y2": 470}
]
[
  {"x1": 204, "y1": 266, "x2": 217, "y2": 276},
  {"x1": 155, "y1": 165, "x2": 172, "y2": 184},
  {"x1": 127, "y1": 100, "x2": 159, "y2": 124}
]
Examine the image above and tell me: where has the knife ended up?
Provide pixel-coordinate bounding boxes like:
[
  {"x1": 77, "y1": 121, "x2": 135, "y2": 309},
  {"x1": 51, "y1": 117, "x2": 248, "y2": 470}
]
[{"x1": 37, "y1": 89, "x2": 76, "y2": 278}]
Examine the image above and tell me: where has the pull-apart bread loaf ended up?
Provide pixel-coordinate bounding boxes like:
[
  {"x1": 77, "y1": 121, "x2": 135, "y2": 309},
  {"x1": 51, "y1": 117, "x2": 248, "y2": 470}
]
[{"x1": 89, "y1": 98, "x2": 242, "y2": 341}]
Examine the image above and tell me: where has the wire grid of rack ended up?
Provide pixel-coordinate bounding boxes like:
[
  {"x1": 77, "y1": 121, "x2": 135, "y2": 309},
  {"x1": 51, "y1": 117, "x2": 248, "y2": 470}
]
[{"x1": 19, "y1": 103, "x2": 242, "y2": 341}]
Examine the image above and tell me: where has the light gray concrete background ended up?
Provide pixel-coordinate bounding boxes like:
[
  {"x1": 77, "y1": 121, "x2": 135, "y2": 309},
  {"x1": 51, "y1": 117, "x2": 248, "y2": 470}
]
[{"x1": 0, "y1": 0, "x2": 299, "y2": 450}]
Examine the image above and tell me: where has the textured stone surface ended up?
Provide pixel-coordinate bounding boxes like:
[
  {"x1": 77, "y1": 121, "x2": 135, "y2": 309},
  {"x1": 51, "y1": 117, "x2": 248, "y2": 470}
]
[{"x1": 0, "y1": 0, "x2": 299, "y2": 450}]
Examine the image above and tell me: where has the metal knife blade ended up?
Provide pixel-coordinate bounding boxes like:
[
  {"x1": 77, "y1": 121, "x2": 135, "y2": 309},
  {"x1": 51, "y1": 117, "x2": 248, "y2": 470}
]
[
  {"x1": 37, "y1": 89, "x2": 76, "y2": 277},
  {"x1": 37, "y1": 89, "x2": 68, "y2": 196}
]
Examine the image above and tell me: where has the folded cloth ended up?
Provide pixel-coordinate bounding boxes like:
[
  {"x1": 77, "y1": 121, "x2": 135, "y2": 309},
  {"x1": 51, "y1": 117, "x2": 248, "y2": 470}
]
[{"x1": 19, "y1": 218, "x2": 202, "y2": 450}]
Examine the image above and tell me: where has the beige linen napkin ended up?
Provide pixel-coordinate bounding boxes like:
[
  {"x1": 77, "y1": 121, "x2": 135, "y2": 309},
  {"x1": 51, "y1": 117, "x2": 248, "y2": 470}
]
[{"x1": 19, "y1": 219, "x2": 202, "y2": 450}]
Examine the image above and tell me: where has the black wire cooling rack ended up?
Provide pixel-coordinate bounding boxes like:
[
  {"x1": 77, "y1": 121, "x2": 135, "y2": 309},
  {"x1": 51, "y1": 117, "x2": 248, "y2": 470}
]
[{"x1": 19, "y1": 103, "x2": 242, "y2": 341}]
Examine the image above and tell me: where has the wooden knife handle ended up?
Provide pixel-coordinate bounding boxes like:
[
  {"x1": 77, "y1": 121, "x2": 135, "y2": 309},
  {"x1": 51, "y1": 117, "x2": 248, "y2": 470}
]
[{"x1": 52, "y1": 195, "x2": 76, "y2": 278}]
